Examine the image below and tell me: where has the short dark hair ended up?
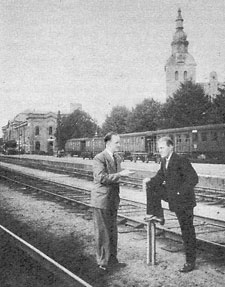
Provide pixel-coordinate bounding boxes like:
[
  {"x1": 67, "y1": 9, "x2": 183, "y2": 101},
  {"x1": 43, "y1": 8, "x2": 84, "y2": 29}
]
[
  {"x1": 158, "y1": 136, "x2": 174, "y2": 147},
  {"x1": 104, "y1": 132, "x2": 118, "y2": 143}
]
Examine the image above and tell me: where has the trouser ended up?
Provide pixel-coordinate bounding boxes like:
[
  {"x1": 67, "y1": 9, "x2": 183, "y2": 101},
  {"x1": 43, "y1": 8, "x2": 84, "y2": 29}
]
[
  {"x1": 146, "y1": 184, "x2": 196, "y2": 263},
  {"x1": 175, "y1": 208, "x2": 196, "y2": 264},
  {"x1": 146, "y1": 183, "x2": 168, "y2": 218},
  {"x1": 93, "y1": 207, "x2": 118, "y2": 266}
]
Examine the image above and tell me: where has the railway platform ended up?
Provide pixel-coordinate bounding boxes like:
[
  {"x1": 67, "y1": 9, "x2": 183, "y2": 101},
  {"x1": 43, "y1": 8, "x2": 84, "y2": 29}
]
[{"x1": 3, "y1": 154, "x2": 225, "y2": 190}]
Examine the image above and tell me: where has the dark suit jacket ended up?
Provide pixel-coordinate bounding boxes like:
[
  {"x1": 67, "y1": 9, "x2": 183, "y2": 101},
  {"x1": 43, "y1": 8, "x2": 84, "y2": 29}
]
[
  {"x1": 91, "y1": 149, "x2": 122, "y2": 210},
  {"x1": 147, "y1": 152, "x2": 198, "y2": 212}
]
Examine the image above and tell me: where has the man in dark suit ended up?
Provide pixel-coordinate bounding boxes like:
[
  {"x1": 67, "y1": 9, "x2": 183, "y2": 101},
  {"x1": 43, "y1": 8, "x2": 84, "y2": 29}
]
[
  {"x1": 91, "y1": 132, "x2": 133, "y2": 271},
  {"x1": 145, "y1": 136, "x2": 198, "y2": 273}
]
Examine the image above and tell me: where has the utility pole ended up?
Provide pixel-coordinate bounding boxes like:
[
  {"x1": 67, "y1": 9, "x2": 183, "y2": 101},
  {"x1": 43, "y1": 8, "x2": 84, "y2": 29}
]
[{"x1": 56, "y1": 111, "x2": 62, "y2": 155}]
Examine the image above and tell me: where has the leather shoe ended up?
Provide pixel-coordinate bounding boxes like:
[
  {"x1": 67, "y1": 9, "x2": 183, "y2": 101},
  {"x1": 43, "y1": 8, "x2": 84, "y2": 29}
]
[
  {"x1": 109, "y1": 258, "x2": 126, "y2": 268},
  {"x1": 144, "y1": 215, "x2": 165, "y2": 225},
  {"x1": 158, "y1": 217, "x2": 165, "y2": 225},
  {"x1": 179, "y1": 262, "x2": 195, "y2": 273},
  {"x1": 108, "y1": 256, "x2": 119, "y2": 265},
  {"x1": 112, "y1": 262, "x2": 127, "y2": 268},
  {"x1": 98, "y1": 265, "x2": 108, "y2": 272}
]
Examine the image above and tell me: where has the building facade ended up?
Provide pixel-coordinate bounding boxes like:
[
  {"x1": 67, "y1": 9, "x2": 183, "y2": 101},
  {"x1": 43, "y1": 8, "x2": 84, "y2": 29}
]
[
  {"x1": 199, "y1": 71, "x2": 224, "y2": 99},
  {"x1": 2, "y1": 111, "x2": 57, "y2": 155}
]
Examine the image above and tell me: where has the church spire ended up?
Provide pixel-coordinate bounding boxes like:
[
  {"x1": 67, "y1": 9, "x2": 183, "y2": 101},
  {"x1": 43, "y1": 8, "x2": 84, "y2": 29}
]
[
  {"x1": 171, "y1": 8, "x2": 189, "y2": 55},
  {"x1": 176, "y1": 8, "x2": 183, "y2": 30},
  {"x1": 165, "y1": 9, "x2": 196, "y2": 97}
]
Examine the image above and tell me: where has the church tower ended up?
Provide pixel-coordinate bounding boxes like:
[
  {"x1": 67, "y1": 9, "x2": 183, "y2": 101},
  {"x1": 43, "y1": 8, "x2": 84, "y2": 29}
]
[{"x1": 165, "y1": 9, "x2": 196, "y2": 97}]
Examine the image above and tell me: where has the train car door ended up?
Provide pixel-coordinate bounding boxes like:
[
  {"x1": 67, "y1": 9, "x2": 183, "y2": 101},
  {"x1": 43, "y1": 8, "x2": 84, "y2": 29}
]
[
  {"x1": 80, "y1": 140, "x2": 86, "y2": 152},
  {"x1": 146, "y1": 135, "x2": 157, "y2": 154}
]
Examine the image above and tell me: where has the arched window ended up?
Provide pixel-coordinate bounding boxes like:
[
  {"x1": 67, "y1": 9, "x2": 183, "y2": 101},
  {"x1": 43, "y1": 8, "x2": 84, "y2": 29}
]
[
  {"x1": 175, "y1": 71, "x2": 178, "y2": 81},
  {"x1": 35, "y1": 126, "x2": 39, "y2": 136},
  {"x1": 49, "y1": 126, "x2": 53, "y2": 135},
  {"x1": 35, "y1": 141, "x2": 40, "y2": 151},
  {"x1": 184, "y1": 71, "x2": 187, "y2": 81}
]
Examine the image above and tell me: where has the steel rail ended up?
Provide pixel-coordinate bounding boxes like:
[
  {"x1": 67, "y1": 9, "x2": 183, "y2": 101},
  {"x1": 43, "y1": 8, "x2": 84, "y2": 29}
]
[
  {"x1": 1, "y1": 156, "x2": 225, "y2": 200},
  {"x1": 0, "y1": 173, "x2": 92, "y2": 208},
  {"x1": 1, "y1": 166, "x2": 225, "y2": 253},
  {"x1": 0, "y1": 224, "x2": 93, "y2": 287}
]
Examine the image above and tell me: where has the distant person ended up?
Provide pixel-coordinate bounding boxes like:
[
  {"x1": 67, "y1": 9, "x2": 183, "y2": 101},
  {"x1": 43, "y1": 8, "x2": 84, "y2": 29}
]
[
  {"x1": 91, "y1": 132, "x2": 133, "y2": 271},
  {"x1": 145, "y1": 136, "x2": 198, "y2": 273}
]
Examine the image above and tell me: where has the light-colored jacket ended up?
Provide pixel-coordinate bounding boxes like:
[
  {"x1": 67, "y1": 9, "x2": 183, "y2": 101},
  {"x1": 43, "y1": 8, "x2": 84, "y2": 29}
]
[{"x1": 91, "y1": 149, "x2": 122, "y2": 209}]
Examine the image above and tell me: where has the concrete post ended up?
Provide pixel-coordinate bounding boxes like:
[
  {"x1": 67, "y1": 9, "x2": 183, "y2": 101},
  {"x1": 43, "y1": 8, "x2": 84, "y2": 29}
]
[{"x1": 146, "y1": 220, "x2": 156, "y2": 265}]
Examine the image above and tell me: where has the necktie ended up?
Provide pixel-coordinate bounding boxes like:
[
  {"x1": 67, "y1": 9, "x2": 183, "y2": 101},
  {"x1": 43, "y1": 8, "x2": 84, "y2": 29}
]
[
  {"x1": 162, "y1": 158, "x2": 167, "y2": 173},
  {"x1": 113, "y1": 154, "x2": 117, "y2": 171}
]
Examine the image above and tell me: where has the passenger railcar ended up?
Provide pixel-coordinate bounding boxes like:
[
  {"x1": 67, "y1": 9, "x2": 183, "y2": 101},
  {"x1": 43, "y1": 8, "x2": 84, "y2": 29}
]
[
  {"x1": 65, "y1": 137, "x2": 88, "y2": 157},
  {"x1": 146, "y1": 123, "x2": 225, "y2": 162},
  {"x1": 3, "y1": 139, "x2": 18, "y2": 155},
  {"x1": 84, "y1": 137, "x2": 105, "y2": 159},
  {"x1": 64, "y1": 123, "x2": 225, "y2": 163},
  {"x1": 119, "y1": 131, "x2": 154, "y2": 162},
  {"x1": 65, "y1": 137, "x2": 105, "y2": 159}
]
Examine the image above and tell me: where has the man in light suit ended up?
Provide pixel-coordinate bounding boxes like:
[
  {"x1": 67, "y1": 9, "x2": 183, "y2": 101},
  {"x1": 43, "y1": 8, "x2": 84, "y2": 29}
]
[
  {"x1": 145, "y1": 136, "x2": 198, "y2": 273},
  {"x1": 91, "y1": 132, "x2": 133, "y2": 271}
]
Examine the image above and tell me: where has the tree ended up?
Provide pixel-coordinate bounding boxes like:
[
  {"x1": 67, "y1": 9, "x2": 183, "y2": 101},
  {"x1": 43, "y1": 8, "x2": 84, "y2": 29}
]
[
  {"x1": 161, "y1": 81, "x2": 212, "y2": 128},
  {"x1": 210, "y1": 84, "x2": 225, "y2": 123},
  {"x1": 126, "y1": 98, "x2": 163, "y2": 132},
  {"x1": 101, "y1": 106, "x2": 131, "y2": 135},
  {"x1": 59, "y1": 109, "x2": 99, "y2": 148}
]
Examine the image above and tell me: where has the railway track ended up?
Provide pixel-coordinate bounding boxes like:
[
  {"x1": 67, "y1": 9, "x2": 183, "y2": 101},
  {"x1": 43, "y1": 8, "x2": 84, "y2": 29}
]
[
  {"x1": 0, "y1": 155, "x2": 225, "y2": 204},
  {"x1": 1, "y1": 166, "x2": 225, "y2": 259},
  {"x1": 0, "y1": 224, "x2": 93, "y2": 287}
]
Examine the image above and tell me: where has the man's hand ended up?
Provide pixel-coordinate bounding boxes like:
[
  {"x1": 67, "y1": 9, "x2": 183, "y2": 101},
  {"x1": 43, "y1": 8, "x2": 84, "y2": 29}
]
[
  {"x1": 143, "y1": 177, "x2": 151, "y2": 184},
  {"x1": 119, "y1": 169, "x2": 135, "y2": 177}
]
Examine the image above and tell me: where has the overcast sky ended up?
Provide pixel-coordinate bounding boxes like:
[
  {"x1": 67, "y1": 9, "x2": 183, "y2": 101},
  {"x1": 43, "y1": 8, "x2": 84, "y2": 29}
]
[{"x1": 1, "y1": 0, "x2": 225, "y2": 136}]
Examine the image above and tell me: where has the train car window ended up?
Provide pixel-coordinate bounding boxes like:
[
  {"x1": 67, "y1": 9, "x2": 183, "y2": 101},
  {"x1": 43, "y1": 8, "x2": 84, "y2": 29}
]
[
  {"x1": 192, "y1": 133, "x2": 198, "y2": 142},
  {"x1": 201, "y1": 132, "x2": 207, "y2": 142},
  {"x1": 185, "y1": 134, "x2": 190, "y2": 142},
  {"x1": 176, "y1": 135, "x2": 182, "y2": 143},
  {"x1": 211, "y1": 132, "x2": 218, "y2": 141}
]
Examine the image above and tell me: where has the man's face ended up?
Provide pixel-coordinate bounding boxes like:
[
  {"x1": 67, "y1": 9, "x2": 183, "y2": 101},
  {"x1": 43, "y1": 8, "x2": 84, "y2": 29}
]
[
  {"x1": 157, "y1": 141, "x2": 173, "y2": 158},
  {"x1": 107, "y1": 135, "x2": 120, "y2": 153}
]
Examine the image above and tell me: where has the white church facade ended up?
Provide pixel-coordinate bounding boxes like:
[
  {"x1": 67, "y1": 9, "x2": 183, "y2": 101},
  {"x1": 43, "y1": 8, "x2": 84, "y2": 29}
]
[{"x1": 165, "y1": 9, "x2": 223, "y2": 98}]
